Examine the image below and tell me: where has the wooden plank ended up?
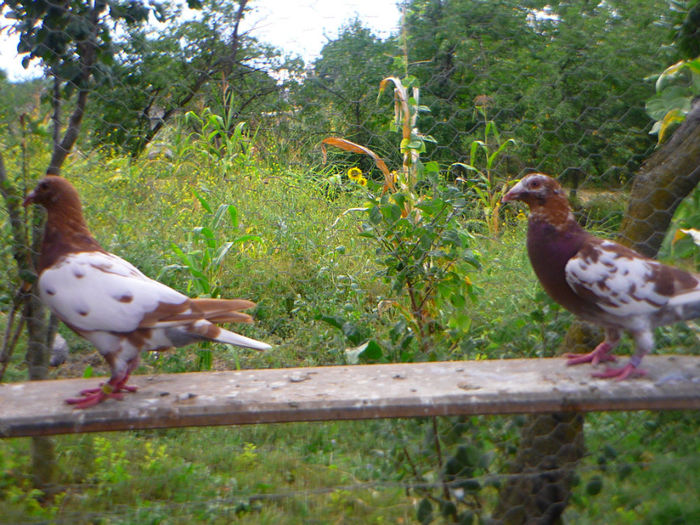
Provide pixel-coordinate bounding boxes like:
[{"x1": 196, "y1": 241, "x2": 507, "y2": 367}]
[{"x1": 1, "y1": 356, "x2": 699, "y2": 438}]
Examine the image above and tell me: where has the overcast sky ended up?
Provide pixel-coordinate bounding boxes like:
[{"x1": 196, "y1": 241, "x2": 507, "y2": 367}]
[{"x1": 0, "y1": 0, "x2": 401, "y2": 81}]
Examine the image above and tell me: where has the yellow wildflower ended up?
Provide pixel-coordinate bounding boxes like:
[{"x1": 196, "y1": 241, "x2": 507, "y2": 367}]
[
  {"x1": 357, "y1": 176, "x2": 368, "y2": 186},
  {"x1": 347, "y1": 167, "x2": 362, "y2": 181}
]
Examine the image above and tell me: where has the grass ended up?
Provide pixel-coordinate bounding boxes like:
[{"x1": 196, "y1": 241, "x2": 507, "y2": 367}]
[{"x1": 0, "y1": 147, "x2": 699, "y2": 523}]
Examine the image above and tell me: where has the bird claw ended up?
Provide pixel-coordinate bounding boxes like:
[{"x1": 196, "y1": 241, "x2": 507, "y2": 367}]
[
  {"x1": 592, "y1": 363, "x2": 648, "y2": 381},
  {"x1": 66, "y1": 380, "x2": 137, "y2": 408},
  {"x1": 565, "y1": 352, "x2": 618, "y2": 366},
  {"x1": 65, "y1": 390, "x2": 125, "y2": 408},
  {"x1": 565, "y1": 342, "x2": 618, "y2": 366}
]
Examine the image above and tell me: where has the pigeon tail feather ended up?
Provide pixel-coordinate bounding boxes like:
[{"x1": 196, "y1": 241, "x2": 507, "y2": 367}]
[{"x1": 214, "y1": 327, "x2": 272, "y2": 351}]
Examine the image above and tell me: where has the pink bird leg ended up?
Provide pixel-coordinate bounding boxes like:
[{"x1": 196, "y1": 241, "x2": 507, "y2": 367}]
[
  {"x1": 65, "y1": 374, "x2": 138, "y2": 409},
  {"x1": 565, "y1": 341, "x2": 618, "y2": 366},
  {"x1": 591, "y1": 355, "x2": 648, "y2": 380}
]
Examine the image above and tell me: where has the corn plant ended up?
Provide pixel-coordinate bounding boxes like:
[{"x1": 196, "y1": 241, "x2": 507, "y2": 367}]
[
  {"x1": 163, "y1": 190, "x2": 262, "y2": 369},
  {"x1": 321, "y1": 76, "x2": 480, "y2": 358},
  {"x1": 178, "y1": 84, "x2": 257, "y2": 179},
  {"x1": 322, "y1": 76, "x2": 490, "y2": 522},
  {"x1": 452, "y1": 95, "x2": 515, "y2": 237}
]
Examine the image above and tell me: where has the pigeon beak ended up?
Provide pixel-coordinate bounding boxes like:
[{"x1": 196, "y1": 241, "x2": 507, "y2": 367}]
[
  {"x1": 502, "y1": 180, "x2": 525, "y2": 203},
  {"x1": 22, "y1": 191, "x2": 36, "y2": 207}
]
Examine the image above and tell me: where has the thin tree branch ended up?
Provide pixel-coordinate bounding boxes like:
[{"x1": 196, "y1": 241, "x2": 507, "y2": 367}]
[{"x1": 46, "y1": 0, "x2": 107, "y2": 175}]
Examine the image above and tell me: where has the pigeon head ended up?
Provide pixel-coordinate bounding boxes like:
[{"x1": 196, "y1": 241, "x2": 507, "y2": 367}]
[
  {"x1": 503, "y1": 173, "x2": 573, "y2": 226},
  {"x1": 24, "y1": 176, "x2": 100, "y2": 272},
  {"x1": 502, "y1": 173, "x2": 565, "y2": 205},
  {"x1": 23, "y1": 175, "x2": 83, "y2": 213}
]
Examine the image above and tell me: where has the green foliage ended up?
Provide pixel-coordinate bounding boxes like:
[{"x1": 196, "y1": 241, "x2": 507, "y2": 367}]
[
  {"x1": 294, "y1": 18, "x2": 399, "y2": 166},
  {"x1": 659, "y1": 183, "x2": 700, "y2": 268},
  {"x1": 1, "y1": 3, "x2": 699, "y2": 523},
  {"x1": 323, "y1": 76, "x2": 480, "y2": 359},
  {"x1": 85, "y1": 0, "x2": 299, "y2": 157},
  {"x1": 671, "y1": 0, "x2": 700, "y2": 59},
  {"x1": 167, "y1": 189, "x2": 262, "y2": 298},
  {"x1": 93, "y1": 436, "x2": 132, "y2": 494},
  {"x1": 646, "y1": 56, "x2": 700, "y2": 143},
  {"x1": 451, "y1": 96, "x2": 515, "y2": 236},
  {"x1": 361, "y1": 171, "x2": 480, "y2": 356},
  {"x1": 182, "y1": 95, "x2": 256, "y2": 179},
  {"x1": 164, "y1": 188, "x2": 262, "y2": 370},
  {"x1": 3, "y1": 0, "x2": 151, "y2": 75},
  {"x1": 402, "y1": 0, "x2": 668, "y2": 183}
]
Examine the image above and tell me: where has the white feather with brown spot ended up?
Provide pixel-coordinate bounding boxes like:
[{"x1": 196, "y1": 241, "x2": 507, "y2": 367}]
[
  {"x1": 38, "y1": 250, "x2": 187, "y2": 332},
  {"x1": 565, "y1": 243, "x2": 671, "y2": 318}
]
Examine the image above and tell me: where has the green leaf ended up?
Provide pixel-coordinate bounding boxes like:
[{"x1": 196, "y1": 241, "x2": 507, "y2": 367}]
[
  {"x1": 213, "y1": 241, "x2": 234, "y2": 267},
  {"x1": 586, "y1": 476, "x2": 603, "y2": 496},
  {"x1": 416, "y1": 198, "x2": 445, "y2": 216},
  {"x1": 417, "y1": 498, "x2": 433, "y2": 525},
  {"x1": 197, "y1": 348, "x2": 212, "y2": 371},
  {"x1": 193, "y1": 189, "x2": 213, "y2": 213},
  {"x1": 170, "y1": 243, "x2": 193, "y2": 267},
  {"x1": 228, "y1": 205, "x2": 239, "y2": 229},
  {"x1": 657, "y1": 108, "x2": 686, "y2": 143},
  {"x1": 316, "y1": 314, "x2": 345, "y2": 330},
  {"x1": 469, "y1": 140, "x2": 488, "y2": 166},
  {"x1": 369, "y1": 205, "x2": 382, "y2": 224},
  {"x1": 487, "y1": 138, "x2": 516, "y2": 169},
  {"x1": 232, "y1": 234, "x2": 263, "y2": 245},
  {"x1": 655, "y1": 59, "x2": 687, "y2": 91},
  {"x1": 195, "y1": 226, "x2": 216, "y2": 249},
  {"x1": 392, "y1": 193, "x2": 406, "y2": 209},
  {"x1": 440, "y1": 501, "x2": 457, "y2": 519},
  {"x1": 448, "y1": 312, "x2": 471, "y2": 332},
  {"x1": 189, "y1": 266, "x2": 208, "y2": 281},
  {"x1": 359, "y1": 339, "x2": 383, "y2": 361},
  {"x1": 484, "y1": 120, "x2": 499, "y2": 142},
  {"x1": 233, "y1": 120, "x2": 247, "y2": 136},
  {"x1": 212, "y1": 204, "x2": 231, "y2": 229},
  {"x1": 342, "y1": 321, "x2": 365, "y2": 345},
  {"x1": 424, "y1": 160, "x2": 440, "y2": 174},
  {"x1": 645, "y1": 86, "x2": 692, "y2": 120},
  {"x1": 381, "y1": 203, "x2": 402, "y2": 223}
]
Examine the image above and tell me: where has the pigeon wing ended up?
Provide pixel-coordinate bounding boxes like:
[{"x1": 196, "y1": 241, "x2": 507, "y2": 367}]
[{"x1": 38, "y1": 251, "x2": 189, "y2": 333}]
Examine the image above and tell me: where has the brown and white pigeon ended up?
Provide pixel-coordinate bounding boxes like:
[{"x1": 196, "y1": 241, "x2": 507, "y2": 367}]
[
  {"x1": 24, "y1": 176, "x2": 271, "y2": 407},
  {"x1": 503, "y1": 173, "x2": 700, "y2": 380}
]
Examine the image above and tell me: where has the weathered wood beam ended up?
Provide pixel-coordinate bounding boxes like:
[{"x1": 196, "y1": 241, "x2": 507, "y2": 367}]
[{"x1": 1, "y1": 356, "x2": 699, "y2": 438}]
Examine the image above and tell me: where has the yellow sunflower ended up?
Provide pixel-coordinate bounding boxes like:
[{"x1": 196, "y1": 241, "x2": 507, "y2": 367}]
[{"x1": 347, "y1": 167, "x2": 362, "y2": 181}]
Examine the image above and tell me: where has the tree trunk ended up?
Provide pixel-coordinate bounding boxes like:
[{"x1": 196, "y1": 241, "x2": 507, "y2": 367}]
[
  {"x1": 619, "y1": 98, "x2": 700, "y2": 257},
  {"x1": 0, "y1": 152, "x2": 56, "y2": 492},
  {"x1": 492, "y1": 99, "x2": 700, "y2": 523}
]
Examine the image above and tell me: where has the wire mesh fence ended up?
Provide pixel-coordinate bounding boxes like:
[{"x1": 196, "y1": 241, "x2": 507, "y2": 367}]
[{"x1": 1, "y1": 0, "x2": 699, "y2": 523}]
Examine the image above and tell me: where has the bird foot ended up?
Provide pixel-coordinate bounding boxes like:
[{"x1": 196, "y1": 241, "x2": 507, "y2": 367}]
[
  {"x1": 115, "y1": 382, "x2": 138, "y2": 393},
  {"x1": 565, "y1": 342, "x2": 618, "y2": 366},
  {"x1": 592, "y1": 363, "x2": 648, "y2": 381},
  {"x1": 77, "y1": 381, "x2": 137, "y2": 396},
  {"x1": 65, "y1": 390, "x2": 125, "y2": 408},
  {"x1": 66, "y1": 381, "x2": 137, "y2": 409}
]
